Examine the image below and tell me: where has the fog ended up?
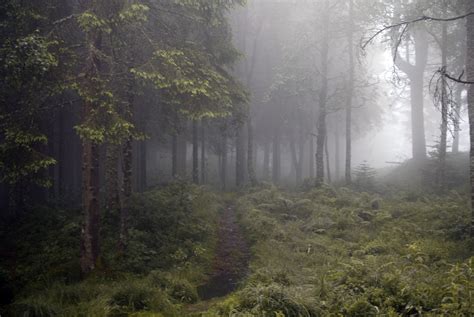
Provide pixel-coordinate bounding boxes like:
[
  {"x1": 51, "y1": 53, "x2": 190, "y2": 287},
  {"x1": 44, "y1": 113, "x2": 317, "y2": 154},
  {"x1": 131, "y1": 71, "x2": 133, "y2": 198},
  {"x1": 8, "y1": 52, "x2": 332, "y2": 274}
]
[
  {"x1": 2, "y1": 0, "x2": 474, "y2": 314},
  {"x1": 223, "y1": 0, "x2": 468, "y2": 183}
]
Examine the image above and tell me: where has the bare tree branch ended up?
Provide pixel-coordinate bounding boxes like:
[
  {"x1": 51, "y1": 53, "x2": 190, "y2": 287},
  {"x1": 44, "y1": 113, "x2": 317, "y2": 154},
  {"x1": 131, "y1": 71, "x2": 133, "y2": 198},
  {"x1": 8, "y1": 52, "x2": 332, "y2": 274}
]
[{"x1": 362, "y1": 12, "x2": 474, "y2": 49}]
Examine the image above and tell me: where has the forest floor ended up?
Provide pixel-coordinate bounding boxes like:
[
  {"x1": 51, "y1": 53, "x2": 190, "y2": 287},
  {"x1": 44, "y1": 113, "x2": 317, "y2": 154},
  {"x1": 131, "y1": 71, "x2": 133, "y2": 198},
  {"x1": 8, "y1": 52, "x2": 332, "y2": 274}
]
[
  {"x1": 187, "y1": 205, "x2": 250, "y2": 313},
  {"x1": 2, "y1": 184, "x2": 474, "y2": 316}
]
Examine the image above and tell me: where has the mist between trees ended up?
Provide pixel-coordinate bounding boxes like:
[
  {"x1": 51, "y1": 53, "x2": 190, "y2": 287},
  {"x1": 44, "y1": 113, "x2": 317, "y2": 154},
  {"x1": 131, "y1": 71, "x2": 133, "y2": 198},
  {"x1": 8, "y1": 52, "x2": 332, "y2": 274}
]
[{"x1": 1, "y1": 0, "x2": 474, "y2": 315}]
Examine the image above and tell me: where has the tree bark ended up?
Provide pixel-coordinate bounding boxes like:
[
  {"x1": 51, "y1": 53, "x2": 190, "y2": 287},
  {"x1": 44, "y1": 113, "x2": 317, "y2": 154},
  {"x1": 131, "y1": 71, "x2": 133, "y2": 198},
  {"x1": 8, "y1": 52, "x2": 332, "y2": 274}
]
[
  {"x1": 394, "y1": 28, "x2": 428, "y2": 161},
  {"x1": 316, "y1": 0, "x2": 329, "y2": 186},
  {"x1": 172, "y1": 134, "x2": 178, "y2": 178},
  {"x1": 272, "y1": 128, "x2": 281, "y2": 184},
  {"x1": 438, "y1": 0, "x2": 448, "y2": 189},
  {"x1": 345, "y1": 0, "x2": 354, "y2": 184},
  {"x1": 335, "y1": 123, "x2": 341, "y2": 181},
  {"x1": 221, "y1": 135, "x2": 227, "y2": 190},
  {"x1": 177, "y1": 126, "x2": 187, "y2": 178},
  {"x1": 192, "y1": 120, "x2": 199, "y2": 184},
  {"x1": 80, "y1": 25, "x2": 102, "y2": 275},
  {"x1": 247, "y1": 117, "x2": 257, "y2": 186},
  {"x1": 200, "y1": 120, "x2": 206, "y2": 184},
  {"x1": 105, "y1": 142, "x2": 120, "y2": 212},
  {"x1": 119, "y1": 135, "x2": 132, "y2": 253},
  {"x1": 118, "y1": 71, "x2": 135, "y2": 254},
  {"x1": 466, "y1": 0, "x2": 474, "y2": 236},
  {"x1": 452, "y1": 87, "x2": 462, "y2": 154},
  {"x1": 80, "y1": 134, "x2": 100, "y2": 274},
  {"x1": 309, "y1": 135, "x2": 314, "y2": 179},
  {"x1": 263, "y1": 142, "x2": 270, "y2": 180},
  {"x1": 236, "y1": 123, "x2": 245, "y2": 187},
  {"x1": 325, "y1": 135, "x2": 331, "y2": 184}
]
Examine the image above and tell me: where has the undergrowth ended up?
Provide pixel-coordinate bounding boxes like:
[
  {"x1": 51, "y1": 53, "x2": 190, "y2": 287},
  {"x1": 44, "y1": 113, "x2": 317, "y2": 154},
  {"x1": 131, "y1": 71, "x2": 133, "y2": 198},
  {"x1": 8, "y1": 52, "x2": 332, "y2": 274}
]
[
  {"x1": 205, "y1": 184, "x2": 474, "y2": 316},
  {"x1": 1, "y1": 182, "x2": 221, "y2": 316}
]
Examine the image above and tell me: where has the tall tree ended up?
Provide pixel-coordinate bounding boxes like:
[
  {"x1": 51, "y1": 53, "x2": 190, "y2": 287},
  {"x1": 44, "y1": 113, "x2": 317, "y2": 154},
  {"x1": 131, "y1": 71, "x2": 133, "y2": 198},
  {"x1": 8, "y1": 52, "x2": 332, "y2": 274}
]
[
  {"x1": 345, "y1": 0, "x2": 354, "y2": 184},
  {"x1": 392, "y1": 22, "x2": 429, "y2": 161},
  {"x1": 467, "y1": 0, "x2": 474, "y2": 236},
  {"x1": 315, "y1": 0, "x2": 330, "y2": 186}
]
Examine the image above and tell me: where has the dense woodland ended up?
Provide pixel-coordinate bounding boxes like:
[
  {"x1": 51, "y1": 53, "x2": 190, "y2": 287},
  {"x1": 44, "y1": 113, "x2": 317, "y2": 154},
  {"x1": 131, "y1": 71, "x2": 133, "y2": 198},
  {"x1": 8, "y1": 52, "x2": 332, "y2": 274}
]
[{"x1": 1, "y1": 0, "x2": 474, "y2": 316}]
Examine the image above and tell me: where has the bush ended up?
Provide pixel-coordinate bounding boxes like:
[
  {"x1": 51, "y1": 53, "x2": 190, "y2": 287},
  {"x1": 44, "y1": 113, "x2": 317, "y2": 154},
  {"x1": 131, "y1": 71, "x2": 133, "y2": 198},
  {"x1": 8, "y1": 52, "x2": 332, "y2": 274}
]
[{"x1": 148, "y1": 271, "x2": 198, "y2": 303}]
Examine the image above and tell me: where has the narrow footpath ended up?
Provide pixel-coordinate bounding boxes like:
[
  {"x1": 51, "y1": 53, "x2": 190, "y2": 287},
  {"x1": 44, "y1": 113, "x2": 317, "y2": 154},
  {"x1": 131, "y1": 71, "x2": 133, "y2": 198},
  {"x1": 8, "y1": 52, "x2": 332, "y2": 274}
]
[{"x1": 198, "y1": 205, "x2": 250, "y2": 299}]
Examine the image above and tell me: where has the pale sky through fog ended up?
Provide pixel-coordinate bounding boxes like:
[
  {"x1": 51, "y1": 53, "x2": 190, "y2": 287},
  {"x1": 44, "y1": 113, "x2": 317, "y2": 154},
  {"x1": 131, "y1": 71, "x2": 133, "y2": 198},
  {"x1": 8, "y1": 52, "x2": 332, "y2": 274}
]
[{"x1": 352, "y1": 41, "x2": 469, "y2": 168}]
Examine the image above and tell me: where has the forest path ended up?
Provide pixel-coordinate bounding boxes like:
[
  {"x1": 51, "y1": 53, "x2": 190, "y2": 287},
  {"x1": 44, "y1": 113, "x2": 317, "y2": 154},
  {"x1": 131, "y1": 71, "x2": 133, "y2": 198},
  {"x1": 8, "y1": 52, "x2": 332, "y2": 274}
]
[{"x1": 186, "y1": 204, "x2": 250, "y2": 313}]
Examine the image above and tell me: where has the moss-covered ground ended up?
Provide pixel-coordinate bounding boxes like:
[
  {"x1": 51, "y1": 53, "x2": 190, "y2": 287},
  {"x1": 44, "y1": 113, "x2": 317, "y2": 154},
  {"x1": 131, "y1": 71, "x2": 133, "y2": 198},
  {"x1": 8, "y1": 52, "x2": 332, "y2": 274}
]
[{"x1": 1, "y1": 182, "x2": 473, "y2": 316}]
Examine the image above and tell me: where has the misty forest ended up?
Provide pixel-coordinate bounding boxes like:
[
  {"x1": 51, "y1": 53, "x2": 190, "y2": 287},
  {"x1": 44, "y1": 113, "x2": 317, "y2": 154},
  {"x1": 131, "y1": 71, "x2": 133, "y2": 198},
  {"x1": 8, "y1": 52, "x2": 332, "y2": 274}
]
[{"x1": 2, "y1": 0, "x2": 474, "y2": 316}]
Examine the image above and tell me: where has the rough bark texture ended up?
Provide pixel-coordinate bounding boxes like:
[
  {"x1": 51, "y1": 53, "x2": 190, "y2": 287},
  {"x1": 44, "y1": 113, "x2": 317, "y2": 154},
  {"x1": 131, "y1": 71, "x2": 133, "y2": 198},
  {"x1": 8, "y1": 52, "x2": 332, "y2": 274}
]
[
  {"x1": 80, "y1": 134, "x2": 100, "y2": 274},
  {"x1": 119, "y1": 136, "x2": 132, "y2": 253},
  {"x1": 119, "y1": 73, "x2": 135, "y2": 254},
  {"x1": 80, "y1": 24, "x2": 102, "y2": 275},
  {"x1": 105, "y1": 142, "x2": 120, "y2": 213}
]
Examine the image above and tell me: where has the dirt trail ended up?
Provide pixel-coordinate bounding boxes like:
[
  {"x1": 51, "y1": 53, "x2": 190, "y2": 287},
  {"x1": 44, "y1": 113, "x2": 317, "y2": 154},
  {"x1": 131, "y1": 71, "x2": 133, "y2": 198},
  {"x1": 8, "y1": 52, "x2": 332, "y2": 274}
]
[{"x1": 196, "y1": 205, "x2": 250, "y2": 300}]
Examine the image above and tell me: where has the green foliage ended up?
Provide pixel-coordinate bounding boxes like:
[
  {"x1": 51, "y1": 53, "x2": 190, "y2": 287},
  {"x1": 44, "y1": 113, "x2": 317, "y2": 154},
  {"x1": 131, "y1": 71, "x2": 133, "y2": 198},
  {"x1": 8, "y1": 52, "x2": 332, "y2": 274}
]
[
  {"x1": 208, "y1": 186, "x2": 474, "y2": 316},
  {"x1": 2, "y1": 184, "x2": 220, "y2": 315},
  {"x1": 148, "y1": 271, "x2": 198, "y2": 304},
  {"x1": 353, "y1": 161, "x2": 377, "y2": 192},
  {"x1": 0, "y1": 31, "x2": 60, "y2": 187},
  {"x1": 132, "y1": 46, "x2": 247, "y2": 120}
]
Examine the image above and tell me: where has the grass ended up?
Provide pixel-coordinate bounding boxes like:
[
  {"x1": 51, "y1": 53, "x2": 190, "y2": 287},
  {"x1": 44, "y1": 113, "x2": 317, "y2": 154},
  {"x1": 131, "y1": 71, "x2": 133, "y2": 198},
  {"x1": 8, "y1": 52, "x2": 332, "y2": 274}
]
[{"x1": 2, "y1": 182, "x2": 474, "y2": 316}]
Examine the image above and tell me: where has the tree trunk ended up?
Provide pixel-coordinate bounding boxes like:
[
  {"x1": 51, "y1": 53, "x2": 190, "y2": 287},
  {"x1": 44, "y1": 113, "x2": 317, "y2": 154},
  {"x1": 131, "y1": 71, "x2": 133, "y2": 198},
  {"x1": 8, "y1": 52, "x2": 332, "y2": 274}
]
[
  {"x1": 410, "y1": 72, "x2": 427, "y2": 161},
  {"x1": 138, "y1": 140, "x2": 146, "y2": 192},
  {"x1": 192, "y1": 120, "x2": 199, "y2": 184},
  {"x1": 118, "y1": 72, "x2": 135, "y2": 254},
  {"x1": 119, "y1": 136, "x2": 132, "y2": 253},
  {"x1": 80, "y1": 135, "x2": 101, "y2": 274},
  {"x1": 466, "y1": 0, "x2": 474, "y2": 236},
  {"x1": 289, "y1": 133, "x2": 299, "y2": 184},
  {"x1": 172, "y1": 134, "x2": 178, "y2": 178},
  {"x1": 236, "y1": 124, "x2": 245, "y2": 187},
  {"x1": 177, "y1": 127, "x2": 187, "y2": 178},
  {"x1": 345, "y1": 0, "x2": 354, "y2": 185},
  {"x1": 325, "y1": 135, "x2": 331, "y2": 184},
  {"x1": 200, "y1": 120, "x2": 206, "y2": 184},
  {"x1": 263, "y1": 142, "x2": 270, "y2": 180},
  {"x1": 452, "y1": 87, "x2": 462, "y2": 154},
  {"x1": 247, "y1": 117, "x2": 257, "y2": 186},
  {"x1": 438, "y1": 0, "x2": 448, "y2": 189},
  {"x1": 394, "y1": 28, "x2": 428, "y2": 161},
  {"x1": 221, "y1": 135, "x2": 227, "y2": 190},
  {"x1": 272, "y1": 129, "x2": 281, "y2": 184},
  {"x1": 105, "y1": 142, "x2": 120, "y2": 212},
  {"x1": 316, "y1": 0, "x2": 329, "y2": 186},
  {"x1": 309, "y1": 136, "x2": 314, "y2": 179},
  {"x1": 335, "y1": 124, "x2": 341, "y2": 181},
  {"x1": 80, "y1": 26, "x2": 102, "y2": 275}
]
